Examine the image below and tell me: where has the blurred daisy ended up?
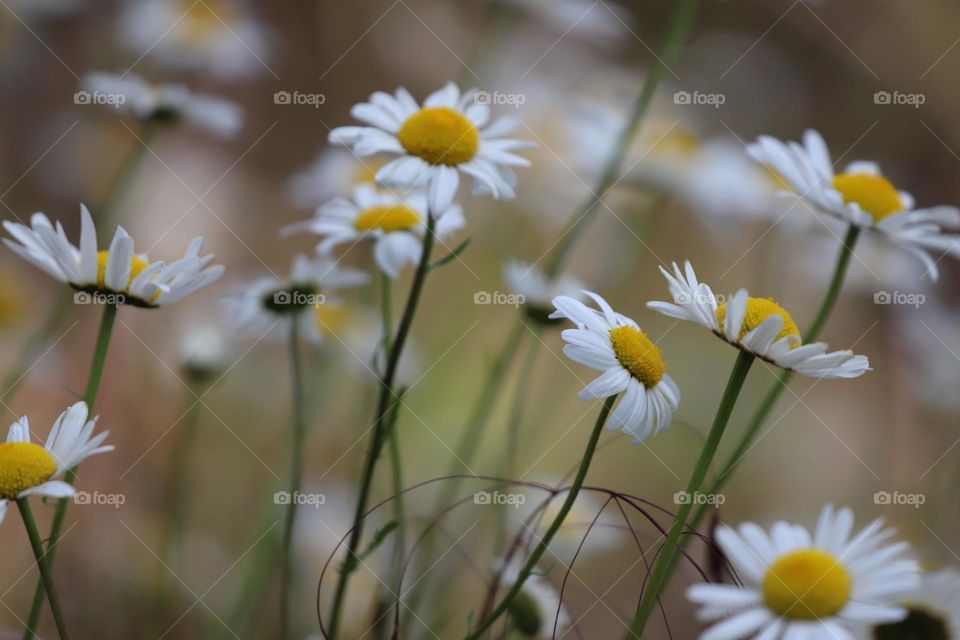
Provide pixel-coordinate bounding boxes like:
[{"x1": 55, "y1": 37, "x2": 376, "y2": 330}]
[
  {"x1": 80, "y1": 72, "x2": 243, "y2": 137},
  {"x1": 282, "y1": 184, "x2": 465, "y2": 279},
  {"x1": 687, "y1": 504, "x2": 919, "y2": 640},
  {"x1": 551, "y1": 291, "x2": 679, "y2": 443},
  {"x1": 498, "y1": 556, "x2": 571, "y2": 638},
  {"x1": 748, "y1": 129, "x2": 960, "y2": 280},
  {"x1": 647, "y1": 261, "x2": 870, "y2": 378},
  {"x1": 225, "y1": 253, "x2": 368, "y2": 345},
  {"x1": 0, "y1": 402, "x2": 112, "y2": 523},
  {"x1": 3, "y1": 204, "x2": 224, "y2": 308},
  {"x1": 499, "y1": 0, "x2": 631, "y2": 42},
  {"x1": 117, "y1": 0, "x2": 270, "y2": 80},
  {"x1": 329, "y1": 83, "x2": 533, "y2": 213},
  {"x1": 870, "y1": 567, "x2": 960, "y2": 639},
  {"x1": 517, "y1": 485, "x2": 621, "y2": 560},
  {"x1": 286, "y1": 149, "x2": 384, "y2": 209},
  {"x1": 504, "y1": 261, "x2": 584, "y2": 322},
  {"x1": 178, "y1": 324, "x2": 227, "y2": 382}
]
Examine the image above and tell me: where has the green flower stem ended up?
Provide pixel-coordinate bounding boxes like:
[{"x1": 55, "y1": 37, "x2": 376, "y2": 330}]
[
  {"x1": 17, "y1": 499, "x2": 69, "y2": 640},
  {"x1": 279, "y1": 315, "x2": 306, "y2": 640},
  {"x1": 98, "y1": 120, "x2": 160, "y2": 229},
  {"x1": 627, "y1": 351, "x2": 755, "y2": 638},
  {"x1": 22, "y1": 302, "x2": 118, "y2": 640},
  {"x1": 326, "y1": 212, "x2": 438, "y2": 640},
  {"x1": 464, "y1": 395, "x2": 617, "y2": 640}
]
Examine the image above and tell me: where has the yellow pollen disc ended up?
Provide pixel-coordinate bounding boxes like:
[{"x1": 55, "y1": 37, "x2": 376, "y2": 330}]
[
  {"x1": 0, "y1": 442, "x2": 56, "y2": 499},
  {"x1": 397, "y1": 107, "x2": 479, "y2": 166},
  {"x1": 355, "y1": 160, "x2": 383, "y2": 185},
  {"x1": 313, "y1": 303, "x2": 350, "y2": 336},
  {"x1": 716, "y1": 297, "x2": 800, "y2": 344},
  {"x1": 96, "y1": 250, "x2": 150, "y2": 290},
  {"x1": 762, "y1": 549, "x2": 852, "y2": 620},
  {"x1": 181, "y1": 0, "x2": 233, "y2": 42},
  {"x1": 831, "y1": 172, "x2": 903, "y2": 222},
  {"x1": 609, "y1": 326, "x2": 666, "y2": 388},
  {"x1": 354, "y1": 205, "x2": 421, "y2": 233},
  {"x1": 650, "y1": 125, "x2": 700, "y2": 159}
]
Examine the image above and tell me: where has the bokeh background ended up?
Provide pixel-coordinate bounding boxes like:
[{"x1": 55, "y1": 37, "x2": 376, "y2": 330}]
[{"x1": 0, "y1": 0, "x2": 958, "y2": 637}]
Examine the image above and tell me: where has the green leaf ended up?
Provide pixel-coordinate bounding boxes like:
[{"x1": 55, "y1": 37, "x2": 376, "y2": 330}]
[
  {"x1": 340, "y1": 520, "x2": 399, "y2": 575},
  {"x1": 430, "y1": 238, "x2": 471, "y2": 269}
]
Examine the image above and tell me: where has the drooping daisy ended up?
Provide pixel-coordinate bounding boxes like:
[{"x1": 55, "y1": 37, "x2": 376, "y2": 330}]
[
  {"x1": 687, "y1": 504, "x2": 920, "y2": 640},
  {"x1": 748, "y1": 129, "x2": 960, "y2": 280},
  {"x1": 504, "y1": 261, "x2": 584, "y2": 323},
  {"x1": 225, "y1": 252, "x2": 369, "y2": 345},
  {"x1": 0, "y1": 402, "x2": 112, "y2": 523},
  {"x1": 498, "y1": 556, "x2": 572, "y2": 639},
  {"x1": 647, "y1": 261, "x2": 870, "y2": 378},
  {"x1": 80, "y1": 72, "x2": 243, "y2": 138},
  {"x1": 286, "y1": 149, "x2": 385, "y2": 209},
  {"x1": 870, "y1": 567, "x2": 960, "y2": 639},
  {"x1": 178, "y1": 324, "x2": 227, "y2": 382},
  {"x1": 550, "y1": 291, "x2": 679, "y2": 443},
  {"x1": 3, "y1": 204, "x2": 225, "y2": 308},
  {"x1": 329, "y1": 83, "x2": 534, "y2": 213},
  {"x1": 282, "y1": 184, "x2": 465, "y2": 279}
]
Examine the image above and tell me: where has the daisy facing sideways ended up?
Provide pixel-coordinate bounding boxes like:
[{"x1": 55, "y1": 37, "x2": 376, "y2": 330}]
[
  {"x1": 748, "y1": 129, "x2": 960, "y2": 280},
  {"x1": 551, "y1": 291, "x2": 679, "y2": 443},
  {"x1": 497, "y1": 556, "x2": 571, "y2": 639},
  {"x1": 0, "y1": 402, "x2": 112, "y2": 523},
  {"x1": 282, "y1": 184, "x2": 465, "y2": 279},
  {"x1": 688, "y1": 504, "x2": 920, "y2": 640},
  {"x1": 329, "y1": 83, "x2": 533, "y2": 213},
  {"x1": 869, "y1": 566, "x2": 960, "y2": 639},
  {"x1": 647, "y1": 261, "x2": 870, "y2": 379},
  {"x1": 3, "y1": 204, "x2": 224, "y2": 308},
  {"x1": 504, "y1": 261, "x2": 584, "y2": 322}
]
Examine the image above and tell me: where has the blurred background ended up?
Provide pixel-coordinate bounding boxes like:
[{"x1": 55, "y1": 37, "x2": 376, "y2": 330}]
[{"x1": 0, "y1": 0, "x2": 958, "y2": 637}]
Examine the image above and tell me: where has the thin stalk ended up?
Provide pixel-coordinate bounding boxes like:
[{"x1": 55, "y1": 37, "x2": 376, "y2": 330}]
[
  {"x1": 279, "y1": 315, "x2": 306, "y2": 640},
  {"x1": 627, "y1": 351, "x2": 755, "y2": 638},
  {"x1": 98, "y1": 121, "x2": 160, "y2": 229},
  {"x1": 326, "y1": 212, "x2": 438, "y2": 639},
  {"x1": 17, "y1": 499, "x2": 69, "y2": 640},
  {"x1": 22, "y1": 302, "x2": 118, "y2": 640},
  {"x1": 464, "y1": 395, "x2": 616, "y2": 639}
]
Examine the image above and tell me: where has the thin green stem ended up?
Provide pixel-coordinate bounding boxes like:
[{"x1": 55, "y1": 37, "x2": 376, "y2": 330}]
[
  {"x1": 279, "y1": 315, "x2": 306, "y2": 640},
  {"x1": 465, "y1": 395, "x2": 616, "y2": 640},
  {"x1": 98, "y1": 121, "x2": 159, "y2": 229},
  {"x1": 326, "y1": 212, "x2": 437, "y2": 639},
  {"x1": 627, "y1": 351, "x2": 755, "y2": 638},
  {"x1": 17, "y1": 499, "x2": 69, "y2": 640}
]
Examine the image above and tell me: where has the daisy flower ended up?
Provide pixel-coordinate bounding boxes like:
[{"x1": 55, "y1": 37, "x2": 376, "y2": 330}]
[
  {"x1": 3, "y1": 204, "x2": 225, "y2": 308},
  {"x1": 516, "y1": 484, "x2": 622, "y2": 560},
  {"x1": 329, "y1": 83, "x2": 534, "y2": 213},
  {"x1": 80, "y1": 72, "x2": 243, "y2": 137},
  {"x1": 504, "y1": 261, "x2": 584, "y2": 323},
  {"x1": 286, "y1": 149, "x2": 385, "y2": 208},
  {"x1": 0, "y1": 402, "x2": 112, "y2": 523},
  {"x1": 225, "y1": 252, "x2": 369, "y2": 345},
  {"x1": 178, "y1": 324, "x2": 227, "y2": 382},
  {"x1": 550, "y1": 291, "x2": 679, "y2": 443},
  {"x1": 687, "y1": 504, "x2": 920, "y2": 640},
  {"x1": 869, "y1": 567, "x2": 960, "y2": 639},
  {"x1": 647, "y1": 261, "x2": 870, "y2": 378},
  {"x1": 499, "y1": 0, "x2": 632, "y2": 42},
  {"x1": 282, "y1": 184, "x2": 465, "y2": 279},
  {"x1": 747, "y1": 129, "x2": 960, "y2": 280},
  {"x1": 498, "y1": 556, "x2": 572, "y2": 639}
]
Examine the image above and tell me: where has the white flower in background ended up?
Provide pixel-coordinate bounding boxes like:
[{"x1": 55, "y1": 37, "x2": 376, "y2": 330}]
[
  {"x1": 225, "y1": 253, "x2": 368, "y2": 345},
  {"x1": 117, "y1": 0, "x2": 270, "y2": 80},
  {"x1": 498, "y1": 556, "x2": 571, "y2": 638},
  {"x1": 868, "y1": 567, "x2": 960, "y2": 639},
  {"x1": 80, "y1": 72, "x2": 243, "y2": 137},
  {"x1": 0, "y1": 402, "x2": 112, "y2": 523},
  {"x1": 648, "y1": 261, "x2": 870, "y2": 378},
  {"x1": 748, "y1": 129, "x2": 960, "y2": 280},
  {"x1": 504, "y1": 261, "x2": 584, "y2": 320},
  {"x1": 687, "y1": 504, "x2": 919, "y2": 640},
  {"x1": 282, "y1": 184, "x2": 466, "y2": 279},
  {"x1": 498, "y1": 0, "x2": 631, "y2": 41},
  {"x1": 516, "y1": 485, "x2": 622, "y2": 560},
  {"x1": 329, "y1": 83, "x2": 534, "y2": 213},
  {"x1": 178, "y1": 324, "x2": 227, "y2": 381},
  {"x1": 286, "y1": 149, "x2": 385, "y2": 209},
  {"x1": 551, "y1": 291, "x2": 679, "y2": 443},
  {"x1": 3, "y1": 204, "x2": 224, "y2": 308},
  {"x1": 898, "y1": 298, "x2": 960, "y2": 414}
]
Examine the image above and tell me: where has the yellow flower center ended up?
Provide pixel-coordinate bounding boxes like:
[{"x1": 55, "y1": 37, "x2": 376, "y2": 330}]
[
  {"x1": 716, "y1": 297, "x2": 800, "y2": 343},
  {"x1": 181, "y1": 0, "x2": 234, "y2": 42},
  {"x1": 313, "y1": 303, "x2": 350, "y2": 336},
  {"x1": 354, "y1": 205, "x2": 421, "y2": 233},
  {"x1": 762, "y1": 549, "x2": 852, "y2": 620},
  {"x1": 609, "y1": 326, "x2": 666, "y2": 388},
  {"x1": 0, "y1": 442, "x2": 56, "y2": 499},
  {"x1": 96, "y1": 250, "x2": 150, "y2": 290},
  {"x1": 397, "y1": 107, "x2": 479, "y2": 166},
  {"x1": 0, "y1": 270, "x2": 23, "y2": 327},
  {"x1": 355, "y1": 159, "x2": 383, "y2": 185},
  {"x1": 831, "y1": 172, "x2": 903, "y2": 222},
  {"x1": 650, "y1": 125, "x2": 700, "y2": 159}
]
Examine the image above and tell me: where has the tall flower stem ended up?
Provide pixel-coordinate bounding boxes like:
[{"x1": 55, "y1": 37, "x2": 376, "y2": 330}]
[
  {"x1": 326, "y1": 213, "x2": 438, "y2": 639},
  {"x1": 22, "y1": 302, "x2": 118, "y2": 640},
  {"x1": 627, "y1": 351, "x2": 755, "y2": 638},
  {"x1": 464, "y1": 395, "x2": 616, "y2": 640},
  {"x1": 17, "y1": 500, "x2": 70, "y2": 640},
  {"x1": 279, "y1": 315, "x2": 306, "y2": 640}
]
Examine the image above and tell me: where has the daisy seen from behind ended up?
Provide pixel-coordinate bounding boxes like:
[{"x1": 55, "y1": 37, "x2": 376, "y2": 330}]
[
  {"x1": 687, "y1": 504, "x2": 920, "y2": 639},
  {"x1": 869, "y1": 566, "x2": 960, "y2": 639}
]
